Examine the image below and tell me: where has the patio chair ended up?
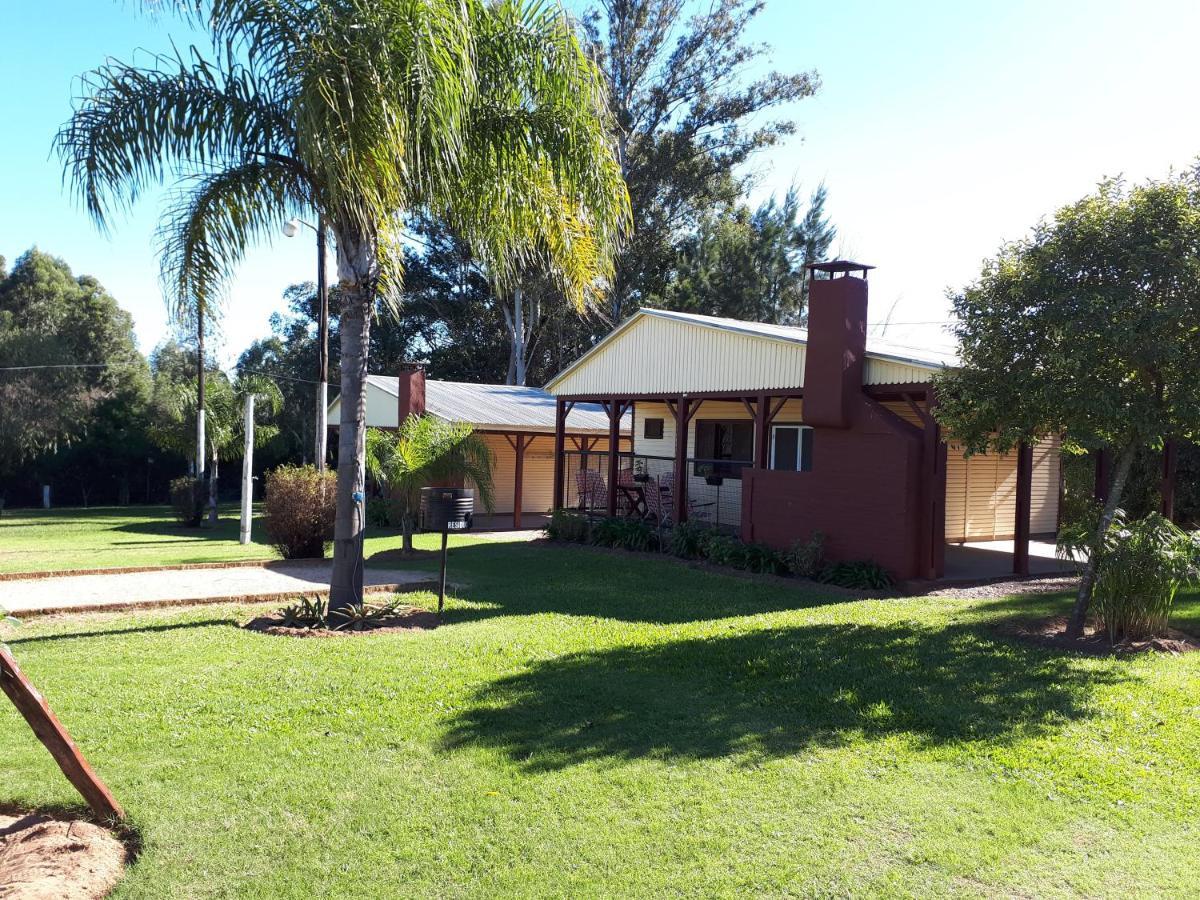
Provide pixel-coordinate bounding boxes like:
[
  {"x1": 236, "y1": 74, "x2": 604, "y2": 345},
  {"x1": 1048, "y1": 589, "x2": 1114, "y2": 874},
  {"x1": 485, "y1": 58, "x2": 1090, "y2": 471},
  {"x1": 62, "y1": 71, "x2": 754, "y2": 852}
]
[
  {"x1": 644, "y1": 472, "x2": 673, "y2": 524},
  {"x1": 575, "y1": 469, "x2": 607, "y2": 511}
]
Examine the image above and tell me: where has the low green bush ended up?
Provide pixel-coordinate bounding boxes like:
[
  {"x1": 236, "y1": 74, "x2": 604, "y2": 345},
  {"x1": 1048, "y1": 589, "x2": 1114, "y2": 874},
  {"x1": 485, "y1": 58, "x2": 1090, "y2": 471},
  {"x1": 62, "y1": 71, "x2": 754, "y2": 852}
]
[
  {"x1": 591, "y1": 517, "x2": 658, "y2": 552},
  {"x1": 668, "y1": 520, "x2": 709, "y2": 559},
  {"x1": 741, "y1": 541, "x2": 786, "y2": 575},
  {"x1": 366, "y1": 497, "x2": 394, "y2": 528},
  {"x1": 169, "y1": 476, "x2": 204, "y2": 527},
  {"x1": 817, "y1": 560, "x2": 894, "y2": 590},
  {"x1": 546, "y1": 509, "x2": 591, "y2": 543},
  {"x1": 786, "y1": 531, "x2": 827, "y2": 578},
  {"x1": 1085, "y1": 510, "x2": 1199, "y2": 641}
]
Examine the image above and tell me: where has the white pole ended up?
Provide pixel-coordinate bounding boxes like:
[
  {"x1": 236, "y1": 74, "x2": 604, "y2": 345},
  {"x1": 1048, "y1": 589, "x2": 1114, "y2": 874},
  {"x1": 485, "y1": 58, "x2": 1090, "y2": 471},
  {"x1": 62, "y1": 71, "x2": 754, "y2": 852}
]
[
  {"x1": 315, "y1": 380, "x2": 328, "y2": 471},
  {"x1": 239, "y1": 394, "x2": 255, "y2": 545}
]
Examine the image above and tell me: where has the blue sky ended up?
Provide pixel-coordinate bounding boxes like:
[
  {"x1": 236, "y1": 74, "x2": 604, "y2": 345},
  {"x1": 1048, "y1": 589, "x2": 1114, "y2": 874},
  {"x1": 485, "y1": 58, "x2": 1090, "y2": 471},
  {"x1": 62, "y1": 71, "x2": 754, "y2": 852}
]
[{"x1": 4, "y1": 0, "x2": 1200, "y2": 367}]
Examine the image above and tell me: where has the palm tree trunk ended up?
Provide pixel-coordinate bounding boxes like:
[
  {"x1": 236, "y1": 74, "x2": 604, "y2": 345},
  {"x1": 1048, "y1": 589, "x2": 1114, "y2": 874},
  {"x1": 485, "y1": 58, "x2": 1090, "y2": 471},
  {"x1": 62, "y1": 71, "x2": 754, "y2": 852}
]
[
  {"x1": 329, "y1": 279, "x2": 372, "y2": 614},
  {"x1": 208, "y1": 450, "x2": 219, "y2": 525},
  {"x1": 1066, "y1": 441, "x2": 1138, "y2": 639}
]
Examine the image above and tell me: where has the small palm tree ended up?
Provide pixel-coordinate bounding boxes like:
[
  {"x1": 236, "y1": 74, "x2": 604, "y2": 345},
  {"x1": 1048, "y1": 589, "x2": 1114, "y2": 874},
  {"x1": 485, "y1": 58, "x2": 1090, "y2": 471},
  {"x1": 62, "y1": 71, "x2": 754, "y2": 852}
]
[
  {"x1": 365, "y1": 418, "x2": 495, "y2": 554},
  {"x1": 57, "y1": 0, "x2": 629, "y2": 613}
]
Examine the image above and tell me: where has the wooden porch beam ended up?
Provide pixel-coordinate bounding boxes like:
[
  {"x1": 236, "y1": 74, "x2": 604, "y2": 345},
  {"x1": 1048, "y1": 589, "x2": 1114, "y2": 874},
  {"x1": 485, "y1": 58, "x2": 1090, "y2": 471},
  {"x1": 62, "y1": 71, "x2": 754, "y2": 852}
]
[
  {"x1": 552, "y1": 399, "x2": 567, "y2": 511},
  {"x1": 1014, "y1": 441, "x2": 1033, "y2": 576},
  {"x1": 673, "y1": 395, "x2": 690, "y2": 524}
]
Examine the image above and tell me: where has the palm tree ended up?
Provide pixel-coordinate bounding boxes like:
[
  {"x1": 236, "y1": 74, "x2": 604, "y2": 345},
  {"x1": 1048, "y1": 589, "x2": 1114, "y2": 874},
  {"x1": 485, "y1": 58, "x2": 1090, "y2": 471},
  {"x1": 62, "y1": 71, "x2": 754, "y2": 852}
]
[
  {"x1": 365, "y1": 418, "x2": 495, "y2": 554},
  {"x1": 57, "y1": 0, "x2": 629, "y2": 614}
]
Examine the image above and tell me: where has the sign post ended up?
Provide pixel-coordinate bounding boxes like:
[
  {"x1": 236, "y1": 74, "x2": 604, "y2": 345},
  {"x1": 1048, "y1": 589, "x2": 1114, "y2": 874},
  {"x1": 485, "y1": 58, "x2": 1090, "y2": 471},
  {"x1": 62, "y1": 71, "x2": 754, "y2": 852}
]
[{"x1": 239, "y1": 394, "x2": 255, "y2": 545}]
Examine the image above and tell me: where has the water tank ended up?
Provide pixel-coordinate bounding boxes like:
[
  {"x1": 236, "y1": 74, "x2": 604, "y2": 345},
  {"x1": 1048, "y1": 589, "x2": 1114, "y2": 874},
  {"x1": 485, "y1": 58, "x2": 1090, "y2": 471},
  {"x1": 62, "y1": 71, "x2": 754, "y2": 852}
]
[{"x1": 420, "y1": 486, "x2": 475, "y2": 532}]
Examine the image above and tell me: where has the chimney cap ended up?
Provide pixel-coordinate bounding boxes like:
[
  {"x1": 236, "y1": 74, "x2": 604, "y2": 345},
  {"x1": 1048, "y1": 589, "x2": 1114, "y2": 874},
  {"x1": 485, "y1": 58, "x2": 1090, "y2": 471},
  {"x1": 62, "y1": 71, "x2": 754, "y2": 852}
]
[{"x1": 806, "y1": 259, "x2": 875, "y2": 279}]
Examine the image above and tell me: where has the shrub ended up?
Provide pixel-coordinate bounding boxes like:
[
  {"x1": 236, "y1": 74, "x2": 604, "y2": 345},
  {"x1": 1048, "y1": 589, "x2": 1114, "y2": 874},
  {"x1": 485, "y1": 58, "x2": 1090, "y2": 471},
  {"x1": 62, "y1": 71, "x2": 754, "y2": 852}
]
[
  {"x1": 366, "y1": 497, "x2": 394, "y2": 528},
  {"x1": 279, "y1": 596, "x2": 328, "y2": 629},
  {"x1": 169, "y1": 476, "x2": 204, "y2": 526},
  {"x1": 591, "y1": 517, "x2": 658, "y2": 552},
  {"x1": 742, "y1": 541, "x2": 786, "y2": 575},
  {"x1": 817, "y1": 560, "x2": 894, "y2": 590},
  {"x1": 668, "y1": 520, "x2": 709, "y2": 559},
  {"x1": 546, "y1": 509, "x2": 591, "y2": 543},
  {"x1": 1087, "y1": 510, "x2": 1199, "y2": 641},
  {"x1": 786, "y1": 531, "x2": 827, "y2": 578},
  {"x1": 698, "y1": 532, "x2": 746, "y2": 568},
  {"x1": 263, "y1": 465, "x2": 336, "y2": 559}
]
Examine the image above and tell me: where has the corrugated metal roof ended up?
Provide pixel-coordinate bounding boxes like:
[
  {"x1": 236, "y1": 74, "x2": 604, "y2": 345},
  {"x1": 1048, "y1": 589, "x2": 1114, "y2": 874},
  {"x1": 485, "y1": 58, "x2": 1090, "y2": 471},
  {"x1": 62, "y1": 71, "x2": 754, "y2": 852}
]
[
  {"x1": 545, "y1": 308, "x2": 958, "y2": 394},
  {"x1": 366, "y1": 376, "x2": 621, "y2": 433}
]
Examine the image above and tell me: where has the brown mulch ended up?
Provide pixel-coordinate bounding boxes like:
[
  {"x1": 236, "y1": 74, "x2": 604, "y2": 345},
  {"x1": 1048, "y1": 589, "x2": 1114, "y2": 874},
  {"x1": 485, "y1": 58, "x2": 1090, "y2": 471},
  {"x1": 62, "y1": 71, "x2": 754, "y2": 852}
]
[
  {"x1": 0, "y1": 813, "x2": 126, "y2": 899},
  {"x1": 244, "y1": 606, "x2": 440, "y2": 638},
  {"x1": 997, "y1": 615, "x2": 1200, "y2": 656}
]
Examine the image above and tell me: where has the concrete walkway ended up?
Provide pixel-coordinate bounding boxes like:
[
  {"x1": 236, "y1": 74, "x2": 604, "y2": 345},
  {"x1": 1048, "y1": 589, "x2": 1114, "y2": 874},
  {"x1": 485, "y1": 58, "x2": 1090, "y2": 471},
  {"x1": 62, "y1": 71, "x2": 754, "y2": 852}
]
[{"x1": 0, "y1": 563, "x2": 437, "y2": 617}]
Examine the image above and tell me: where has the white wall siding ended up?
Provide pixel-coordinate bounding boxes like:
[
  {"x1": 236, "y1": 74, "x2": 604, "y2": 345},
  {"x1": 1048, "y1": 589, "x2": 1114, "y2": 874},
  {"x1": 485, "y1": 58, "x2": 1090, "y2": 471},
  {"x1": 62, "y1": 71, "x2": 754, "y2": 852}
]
[
  {"x1": 945, "y1": 435, "x2": 1061, "y2": 542},
  {"x1": 864, "y1": 358, "x2": 937, "y2": 385}
]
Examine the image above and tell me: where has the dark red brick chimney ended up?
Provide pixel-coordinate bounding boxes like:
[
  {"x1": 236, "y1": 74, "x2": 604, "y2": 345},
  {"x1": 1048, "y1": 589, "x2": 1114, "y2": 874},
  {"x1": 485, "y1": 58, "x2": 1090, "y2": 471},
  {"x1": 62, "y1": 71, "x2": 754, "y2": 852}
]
[
  {"x1": 801, "y1": 261, "x2": 873, "y2": 428},
  {"x1": 397, "y1": 363, "x2": 426, "y2": 423}
]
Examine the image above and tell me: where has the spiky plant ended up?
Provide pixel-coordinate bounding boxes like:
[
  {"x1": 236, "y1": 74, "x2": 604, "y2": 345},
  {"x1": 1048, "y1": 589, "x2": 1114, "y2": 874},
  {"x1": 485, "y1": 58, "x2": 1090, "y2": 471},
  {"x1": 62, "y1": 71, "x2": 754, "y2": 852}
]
[
  {"x1": 365, "y1": 417, "x2": 495, "y2": 553},
  {"x1": 57, "y1": 0, "x2": 629, "y2": 615}
]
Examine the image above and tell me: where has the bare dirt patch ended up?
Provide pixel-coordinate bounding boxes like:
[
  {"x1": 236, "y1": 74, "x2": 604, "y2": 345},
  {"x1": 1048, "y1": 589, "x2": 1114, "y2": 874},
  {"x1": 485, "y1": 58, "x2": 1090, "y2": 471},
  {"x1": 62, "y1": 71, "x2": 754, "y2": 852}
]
[
  {"x1": 0, "y1": 813, "x2": 126, "y2": 899},
  {"x1": 244, "y1": 606, "x2": 440, "y2": 638},
  {"x1": 997, "y1": 615, "x2": 1200, "y2": 656}
]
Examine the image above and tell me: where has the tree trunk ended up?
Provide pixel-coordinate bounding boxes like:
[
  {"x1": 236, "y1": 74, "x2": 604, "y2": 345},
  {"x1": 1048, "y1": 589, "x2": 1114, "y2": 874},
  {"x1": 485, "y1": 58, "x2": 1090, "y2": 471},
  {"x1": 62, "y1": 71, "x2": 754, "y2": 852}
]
[
  {"x1": 315, "y1": 218, "x2": 329, "y2": 472},
  {"x1": 207, "y1": 451, "x2": 219, "y2": 526},
  {"x1": 1066, "y1": 441, "x2": 1138, "y2": 639},
  {"x1": 329, "y1": 273, "x2": 374, "y2": 614}
]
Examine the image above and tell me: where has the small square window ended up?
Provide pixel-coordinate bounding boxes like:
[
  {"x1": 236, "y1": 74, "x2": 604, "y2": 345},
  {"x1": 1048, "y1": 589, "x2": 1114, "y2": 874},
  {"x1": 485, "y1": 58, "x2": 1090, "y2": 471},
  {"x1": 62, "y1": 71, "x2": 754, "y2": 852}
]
[
  {"x1": 770, "y1": 425, "x2": 813, "y2": 472},
  {"x1": 644, "y1": 417, "x2": 664, "y2": 440}
]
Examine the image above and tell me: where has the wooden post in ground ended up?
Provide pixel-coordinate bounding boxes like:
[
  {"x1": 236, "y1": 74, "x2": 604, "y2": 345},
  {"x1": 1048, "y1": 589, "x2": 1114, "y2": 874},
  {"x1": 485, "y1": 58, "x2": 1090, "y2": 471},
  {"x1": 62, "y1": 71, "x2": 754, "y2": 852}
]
[
  {"x1": 1161, "y1": 439, "x2": 1177, "y2": 521},
  {"x1": 239, "y1": 393, "x2": 255, "y2": 545},
  {"x1": 0, "y1": 645, "x2": 125, "y2": 821}
]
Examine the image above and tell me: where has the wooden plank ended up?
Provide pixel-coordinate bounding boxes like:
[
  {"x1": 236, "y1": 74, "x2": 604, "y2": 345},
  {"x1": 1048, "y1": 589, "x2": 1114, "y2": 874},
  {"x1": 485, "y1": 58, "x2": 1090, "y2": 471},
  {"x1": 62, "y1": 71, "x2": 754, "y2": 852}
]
[{"x1": 0, "y1": 645, "x2": 125, "y2": 821}]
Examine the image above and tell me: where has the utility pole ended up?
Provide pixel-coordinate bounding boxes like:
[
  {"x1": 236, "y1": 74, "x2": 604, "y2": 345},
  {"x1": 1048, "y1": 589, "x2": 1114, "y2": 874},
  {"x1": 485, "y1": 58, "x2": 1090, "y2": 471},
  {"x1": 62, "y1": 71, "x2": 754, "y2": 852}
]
[{"x1": 239, "y1": 394, "x2": 255, "y2": 545}]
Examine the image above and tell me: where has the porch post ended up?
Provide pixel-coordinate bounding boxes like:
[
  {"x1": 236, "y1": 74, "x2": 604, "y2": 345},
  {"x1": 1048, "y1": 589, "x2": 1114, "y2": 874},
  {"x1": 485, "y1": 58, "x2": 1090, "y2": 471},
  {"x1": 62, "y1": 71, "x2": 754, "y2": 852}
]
[
  {"x1": 552, "y1": 399, "x2": 567, "y2": 511},
  {"x1": 1161, "y1": 439, "x2": 1177, "y2": 521},
  {"x1": 1014, "y1": 441, "x2": 1033, "y2": 576},
  {"x1": 754, "y1": 392, "x2": 769, "y2": 469},
  {"x1": 673, "y1": 395, "x2": 690, "y2": 524},
  {"x1": 921, "y1": 410, "x2": 947, "y2": 580},
  {"x1": 606, "y1": 400, "x2": 621, "y2": 517},
  {"x1": 512, "y1": 434, "x2": 527, "y2": 530},
  {"x1": 1093, "y1": 448, "x2": 1112, "y2": 505}
]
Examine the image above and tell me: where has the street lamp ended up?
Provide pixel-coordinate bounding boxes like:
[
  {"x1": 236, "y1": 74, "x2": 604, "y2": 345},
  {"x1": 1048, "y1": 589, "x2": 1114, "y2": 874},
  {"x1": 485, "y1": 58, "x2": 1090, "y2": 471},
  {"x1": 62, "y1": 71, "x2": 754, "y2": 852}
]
[{"x1": 283, "y1": 216, "x2": 330, "y2": 471}]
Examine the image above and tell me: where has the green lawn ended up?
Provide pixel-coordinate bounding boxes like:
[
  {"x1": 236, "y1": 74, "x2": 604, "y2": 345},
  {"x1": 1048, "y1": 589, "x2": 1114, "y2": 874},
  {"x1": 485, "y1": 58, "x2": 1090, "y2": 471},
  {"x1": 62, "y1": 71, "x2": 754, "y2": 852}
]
[
  {"x1": 2, "y1": 542, "x2": 1199, "y2": 897},
  {"x1": 0, "y1": 506, "x2": 490, "y2": 574}
]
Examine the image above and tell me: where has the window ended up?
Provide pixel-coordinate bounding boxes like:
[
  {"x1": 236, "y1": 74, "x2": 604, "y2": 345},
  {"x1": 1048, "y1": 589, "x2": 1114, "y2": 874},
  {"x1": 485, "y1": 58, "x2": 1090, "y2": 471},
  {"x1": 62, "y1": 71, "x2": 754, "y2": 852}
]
[
  {"x1": 693, "y1": 419, "x2": 754, "y2": 478},
  {"x1": 770, "y1": 425, "x2": 813, "y2": 472},
  {"x1": 643, "y1": 417, "x2": 664, "y2": 440}
]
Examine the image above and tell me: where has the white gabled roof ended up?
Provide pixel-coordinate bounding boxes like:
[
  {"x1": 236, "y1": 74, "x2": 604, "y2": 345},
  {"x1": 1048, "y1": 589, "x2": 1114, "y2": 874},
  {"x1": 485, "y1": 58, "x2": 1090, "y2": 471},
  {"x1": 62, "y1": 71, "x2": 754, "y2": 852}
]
[
  {"x1": 544, "y1": 308, "x2": 958, "y2": 395},
  {"x1": 351, "y1": 376, "x2": 621, "y2": 433}
]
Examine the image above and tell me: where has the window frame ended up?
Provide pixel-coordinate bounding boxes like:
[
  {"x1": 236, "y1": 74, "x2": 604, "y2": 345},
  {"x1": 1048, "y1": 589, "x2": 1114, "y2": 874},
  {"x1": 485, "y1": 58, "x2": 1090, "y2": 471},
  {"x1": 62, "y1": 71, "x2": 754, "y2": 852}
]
[
  {"x1": 643, "y1": 417, "x2": 664, "y2": 440},
  {"x1": 693, "y1": 418, "x2": 755, "y2": 479},
  {"x1": 769, "y1": 423, "x2": 813, "y2": 472}
]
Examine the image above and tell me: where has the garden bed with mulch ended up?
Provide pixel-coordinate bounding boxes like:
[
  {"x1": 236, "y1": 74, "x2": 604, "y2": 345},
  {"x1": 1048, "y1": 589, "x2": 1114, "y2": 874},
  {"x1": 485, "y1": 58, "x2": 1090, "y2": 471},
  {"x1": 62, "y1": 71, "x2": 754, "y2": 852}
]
[
  {"x1": 997, "y1": 615, "x2": 1200, "y2": 655},
  {"x1": 244, "y1": 606, "x2": 440, "y2": 638},
  {"x1": 0, "y1": 811, "x2": 127, "y2": 899}
]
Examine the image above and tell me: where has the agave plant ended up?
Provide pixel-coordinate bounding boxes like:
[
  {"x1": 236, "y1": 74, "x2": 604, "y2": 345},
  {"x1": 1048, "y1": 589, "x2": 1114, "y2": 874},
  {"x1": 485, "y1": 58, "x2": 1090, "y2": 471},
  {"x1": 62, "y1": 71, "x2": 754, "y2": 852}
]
[
  {"x1": 279, "y1": 596, "x2": 328, "y2": 630},
  {"x1": 329, "y1": 598, "x2": 402, "y2": 632}
]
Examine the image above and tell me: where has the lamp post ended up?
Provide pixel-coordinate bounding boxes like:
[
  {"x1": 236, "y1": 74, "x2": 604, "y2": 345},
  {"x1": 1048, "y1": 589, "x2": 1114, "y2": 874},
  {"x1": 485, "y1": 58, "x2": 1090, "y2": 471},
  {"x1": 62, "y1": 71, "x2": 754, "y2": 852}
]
[{"x1": 284, "y1": 215, "x2": 329, "y2": 471}]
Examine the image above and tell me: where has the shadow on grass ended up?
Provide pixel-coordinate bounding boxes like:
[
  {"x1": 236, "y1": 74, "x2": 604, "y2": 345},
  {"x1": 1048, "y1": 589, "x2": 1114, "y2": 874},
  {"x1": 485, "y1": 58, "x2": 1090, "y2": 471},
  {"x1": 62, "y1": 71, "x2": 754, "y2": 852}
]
[
  {"x1": 429, "y1": 540, "x2": 868, "y2": 625},
  {"x1": 443, "y1": 620, "x2": 1119, "y2": 768},
  {"x1": 5, "y1": 619, "x2": 236, "y2": 647}
]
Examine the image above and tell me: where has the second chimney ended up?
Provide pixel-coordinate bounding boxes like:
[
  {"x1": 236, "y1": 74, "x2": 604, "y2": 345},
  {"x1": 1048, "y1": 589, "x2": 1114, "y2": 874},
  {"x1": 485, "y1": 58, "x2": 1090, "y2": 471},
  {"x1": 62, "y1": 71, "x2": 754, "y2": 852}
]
[
  {"x1": 800, "y1": 261, "x2": 872, "y2": 428},
  {"x1": 397, "y1": 363, "x2": 426, "y2": 424}
]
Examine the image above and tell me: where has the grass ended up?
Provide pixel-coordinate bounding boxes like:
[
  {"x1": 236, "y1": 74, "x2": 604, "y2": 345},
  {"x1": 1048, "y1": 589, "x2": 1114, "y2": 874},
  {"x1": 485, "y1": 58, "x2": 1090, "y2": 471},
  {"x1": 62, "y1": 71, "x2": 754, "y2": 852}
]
[
  {"x1": 0, "y1": 506, "x2": 495, "y2": 575},
  {"x1": 2, "y1": 541, "x2": 1199, "y2": 897}
]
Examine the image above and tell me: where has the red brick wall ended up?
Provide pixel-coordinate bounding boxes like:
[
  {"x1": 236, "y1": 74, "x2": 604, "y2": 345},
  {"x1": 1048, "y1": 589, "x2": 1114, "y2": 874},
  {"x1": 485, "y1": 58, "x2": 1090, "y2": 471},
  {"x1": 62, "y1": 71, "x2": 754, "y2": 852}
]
[{"x1": 741, "y1": 399, "x2": 924, "y2": 580}]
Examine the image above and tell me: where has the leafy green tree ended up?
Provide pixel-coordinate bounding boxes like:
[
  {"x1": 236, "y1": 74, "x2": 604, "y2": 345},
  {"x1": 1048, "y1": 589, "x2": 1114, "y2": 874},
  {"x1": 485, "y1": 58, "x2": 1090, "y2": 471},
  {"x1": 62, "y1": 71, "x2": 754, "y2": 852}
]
[
  {"x1": 582, "y1": 0, "x2": 819, "y2": 321},
  {"x1": 663, "y1": 183, "x2": 835, "y2": 324},
  {"x1": 58, "y1": 0, "x2": 629, "y2": 612},
  {"x1": 365, "y1": 418, "x2": 495, "y2": 554},
  {"x1": 0, "y1": 249, "x2": 148, "y2": 502},
  {"x1": 935, "y1": 173, "x2": 1200, "y2": 638}
]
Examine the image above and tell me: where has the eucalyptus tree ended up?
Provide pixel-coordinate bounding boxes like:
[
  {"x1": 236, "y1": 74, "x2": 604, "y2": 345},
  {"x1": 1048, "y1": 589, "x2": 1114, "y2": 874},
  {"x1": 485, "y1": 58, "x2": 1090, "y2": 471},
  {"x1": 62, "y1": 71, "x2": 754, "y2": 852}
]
[
  {"x1": 57, "y1": 0, "x2": 629, "y2": 612},
  {"x1": 935, "y1": 173, "x2": 1200, "y2": 639}
]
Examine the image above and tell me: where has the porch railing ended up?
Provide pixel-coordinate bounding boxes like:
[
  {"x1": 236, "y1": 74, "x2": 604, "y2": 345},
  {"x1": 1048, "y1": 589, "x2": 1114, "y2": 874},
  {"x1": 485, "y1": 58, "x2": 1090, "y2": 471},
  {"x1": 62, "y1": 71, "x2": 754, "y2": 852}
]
[{"x1": 561, "y1": 450, "x2": 752, "y2": 533}]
